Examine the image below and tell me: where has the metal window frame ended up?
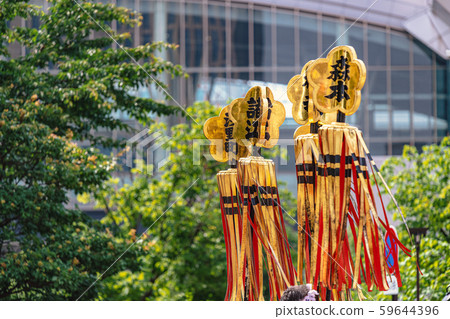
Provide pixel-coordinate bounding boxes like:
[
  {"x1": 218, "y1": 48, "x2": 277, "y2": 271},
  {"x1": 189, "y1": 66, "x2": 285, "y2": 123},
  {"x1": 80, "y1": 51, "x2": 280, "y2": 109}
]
[{"x1": 18, "y1": 0, "x2": 444, "y2": 156}]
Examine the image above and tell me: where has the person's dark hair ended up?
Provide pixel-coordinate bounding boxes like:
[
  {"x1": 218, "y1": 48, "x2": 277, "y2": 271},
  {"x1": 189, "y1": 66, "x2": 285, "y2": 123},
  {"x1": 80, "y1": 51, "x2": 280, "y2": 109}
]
[{"x1": 280, "y1": 285, "x2": 310, "y2": 301}]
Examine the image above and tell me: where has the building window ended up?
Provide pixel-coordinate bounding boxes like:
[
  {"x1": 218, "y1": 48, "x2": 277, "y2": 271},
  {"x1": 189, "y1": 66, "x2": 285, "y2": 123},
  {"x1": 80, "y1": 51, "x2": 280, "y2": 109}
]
[
  {"x1": 185, "y1": 2, "x2": 203, "y2": 67},
  {"x1": 208, "y1": 4, "x2": 226, "y2": 68},
  {"x1": 299, "y1": 14, "x2": 318, "y2": 66},
  {"x1": 253, "y1": 8, "x2": 271, "y2": 67},
  {"x1": 368, "y1": 27, "x2": 387, "y2": 66},
  {"x1": 231, "y1": 7, "x2": 249, "y2": 67},
  {"x1": 276, "y1": 11, "x2": 295, "y2": 67}
]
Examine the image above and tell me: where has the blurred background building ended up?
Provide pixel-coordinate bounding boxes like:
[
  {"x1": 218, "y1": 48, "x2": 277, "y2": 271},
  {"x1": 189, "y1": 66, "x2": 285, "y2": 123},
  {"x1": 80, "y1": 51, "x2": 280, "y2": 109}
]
[
  {"x1": 110, "y1": 0, "x2": 450, "y2": 190},
  {"x1": 10, "y1": 0, "x2": 450, "y2": 201}
]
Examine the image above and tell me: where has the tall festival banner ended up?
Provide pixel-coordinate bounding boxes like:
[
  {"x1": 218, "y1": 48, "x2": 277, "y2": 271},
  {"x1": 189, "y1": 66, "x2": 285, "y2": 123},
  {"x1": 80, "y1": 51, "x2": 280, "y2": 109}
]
[{"x1": 204, "y1": 46, "x2": 412, "y2": 301}]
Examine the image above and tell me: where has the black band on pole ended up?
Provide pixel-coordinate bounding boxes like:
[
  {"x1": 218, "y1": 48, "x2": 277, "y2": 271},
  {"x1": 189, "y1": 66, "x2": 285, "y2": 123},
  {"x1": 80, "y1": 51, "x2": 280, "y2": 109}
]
[
  {"x1": 310, "y1": 121, "x2": 319, "y2": 134},
  {"x1": 336, "y1": 110, "x2": 346, "y2": 123}
]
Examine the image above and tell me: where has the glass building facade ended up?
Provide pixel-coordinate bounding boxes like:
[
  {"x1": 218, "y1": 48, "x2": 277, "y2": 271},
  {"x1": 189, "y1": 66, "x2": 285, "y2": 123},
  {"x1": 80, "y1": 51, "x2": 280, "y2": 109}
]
[
  {"x1": 8, "y1": 0, "x2": 449, "y2": 205},
  {"x1": 12, "y1": 1, "x2": 450, "y2": 158},
  {"x1": 114, "y1": 0, "x2": 449, "y2": 158}
]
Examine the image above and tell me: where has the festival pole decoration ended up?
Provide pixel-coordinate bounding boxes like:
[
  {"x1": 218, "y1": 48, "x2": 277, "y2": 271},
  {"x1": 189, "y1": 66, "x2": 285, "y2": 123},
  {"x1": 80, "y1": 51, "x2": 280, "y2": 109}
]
[
  {"x1": 289, "y1": 45, "x2": 412, "y2": 300},
  {"x1": 287, "y1": 60, "x2": 322, "y2": 287},
  {"x1": 204, "y1": 86, "x2": 296, "y2": 301},
  {"x1": 204, "y1": 104, "x2": 249, "y2": 301}
]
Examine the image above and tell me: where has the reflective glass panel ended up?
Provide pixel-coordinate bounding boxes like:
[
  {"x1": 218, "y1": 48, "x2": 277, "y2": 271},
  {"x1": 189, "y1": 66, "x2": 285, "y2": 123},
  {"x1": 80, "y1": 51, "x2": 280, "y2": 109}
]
[
  {"x1": 352, "y1": 86, "x2": 368, "y2": 130},
  {"x1": 299, "y1": 14, "x2": 318, "y2": 66},
  {"x1": 196, "y1": 72, "x2": 228, "y2": 106},
  {"x1": 391, "y1": 70, "x2": 410, "y2": 99},
  {"x1": 436, "y1": 55, "x2": 447, "y2": 68},
  {"x1": 391, "y1": 33, "x2": 410, "y2": 66},
  {"x1": 230, "y1": 72, "x2": 250, "y2": 99},
  {"x1": 254, "y1": 9, "x2": 272, "y2": 67},
  {"x1": 346, "y1": 93, "x2": 364, "y2": 129},
  {"x1": 140, "y1": 0, "x2": 154, "y2": 45},
  {"x1": 414, "y1": 97, "x2": 434, "y2": 138},
  {"x1": 368, "y1": 98, "x2": 389, "y2": 138},
  {"x1": 436, "y1": 98, "x2": 448, "y2": 137},
  {"x1": 167, "y1": 2, "x2": 181, "y2": 64},
  {"x1": 208, "y1": 5, "x2": 226, "y2": 67},
  {"x1": 414, "y1": 70, "x2": 434, "y2": 138},
  {"x1": 346, "y1": 23, "x2": 364, "y2": 60},
  {"x1": 277, "y1": 71, "x2": 295, "y2": 85},
  {"x1": 276, "y1": 12, "x2": 295, "y2": 67},
  {"x1": 368, "y1": 27, "x2": 386, "y2": 66},
  {"x1": 168, "y1": 76, "x2": 182, "y2": 105},
  {"x1": 436, "y1": 67, "x2": 447, "y2": 99},
  {"x1": 413, "y1": 39, "x2": 432, "y2": 66},
  {"x1": 391, "y1": 99, "x2": 411, "y2": 137},
  {"x1": 414, "y1": 70, "x2": 433, "y2": 95},
  {"x1": 322, "y1": 18, "x2": 338, "y2": 56},
  {"x1": 254, "y1": 72, "x2": 273, "y2": 83},
  {"x1": 185, "y1": 3, "x2": 203, "y2": 67},
  {"x1": 231, "y1": 7, "x2": 249, "y2": 67},
  {"x1": 367, "y1": 71, "x2": 388, "y2": 137},
  {"x1": 231, "y1": 72, "x2": 249, "y2": 81},
  {"x1": 367, "y1": 70, "x2": 387, "y2": 96},
  {"x1": 188, "y1": 72, "x2": 201, "y2": 104},
  {"x1": 369, "y1": 142, "x2": 388, "y2": 155}
]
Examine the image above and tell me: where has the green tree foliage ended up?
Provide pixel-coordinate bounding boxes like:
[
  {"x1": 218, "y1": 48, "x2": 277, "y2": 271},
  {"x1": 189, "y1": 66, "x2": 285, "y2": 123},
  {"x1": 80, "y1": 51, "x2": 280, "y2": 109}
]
[
  {"x1": 0, "y1": 0, "x2": 183, "y2": 300},
  {"x1": 378, "y1": 137, "x2": 450, "y2": 300}
]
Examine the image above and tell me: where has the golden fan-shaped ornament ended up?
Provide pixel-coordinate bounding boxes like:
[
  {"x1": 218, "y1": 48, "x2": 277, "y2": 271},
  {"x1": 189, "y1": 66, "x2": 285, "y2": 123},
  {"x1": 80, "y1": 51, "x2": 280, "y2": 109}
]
[
  {"x1": 307, "y1": 46, "x2": 366, "y2": 116},
  {"x1": 204, "y1": 85, "x2": 295, "y2": 301},
  {"x1": 229, "y1": 86, "x2": 285, "y2": 149},
  {"x1": 203, "y1": 104, "x2": 249, "y2": 163},
  {"x1": 288, "y1": 60, "x2": 322, "y2": 126},
  {"x1": 291, "y1": 46, "x2": 411, "y2": 301}
]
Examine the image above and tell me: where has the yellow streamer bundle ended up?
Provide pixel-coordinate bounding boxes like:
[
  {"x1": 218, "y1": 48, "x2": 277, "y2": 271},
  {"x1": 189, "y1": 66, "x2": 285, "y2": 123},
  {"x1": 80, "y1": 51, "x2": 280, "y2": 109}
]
[
  {"x1": 217, "y1": 168, "x2": 241, "y2": 301},
  {"x1": 290, "y1": 46, "x2": 410, "y2": 300},
  {"x1": 315, "y1": 123, "x2": 406, "y2": 297},
  {"x1": 207, "y1": 46, "x2": 412, "y2": 301},
  {"x1": 236, "y1": 156, "x2": 296, "y2": 300},
  {"x1": 294, "y1": 133, "x2": 319, "y2": 285},
  {"x1": 205, "y1": 86, "x2": 296, "y2": 300}
]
